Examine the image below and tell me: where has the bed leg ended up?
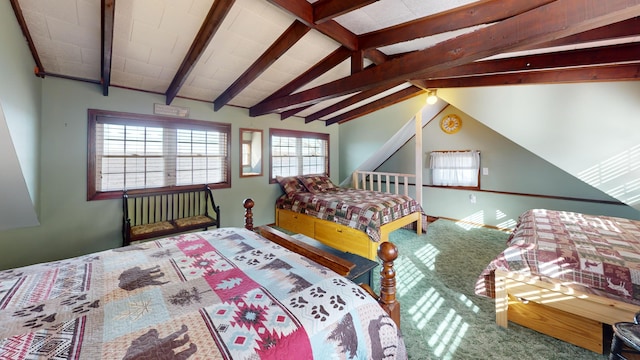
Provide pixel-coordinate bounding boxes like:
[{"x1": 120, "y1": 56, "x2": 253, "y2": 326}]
[{"x1": 494, "y1": 270, "x2": 509, "y2": 328}]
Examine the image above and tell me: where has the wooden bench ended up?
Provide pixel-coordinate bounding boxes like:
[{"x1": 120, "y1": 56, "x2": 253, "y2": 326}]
[{"x1": 122, "y1": 185, "x2": 220, "y2": 246}]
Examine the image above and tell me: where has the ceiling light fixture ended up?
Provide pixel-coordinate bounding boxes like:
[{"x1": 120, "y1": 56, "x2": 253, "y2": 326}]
[{"x1": 426, "y1": 89, "x2": 438, "y2": 105}]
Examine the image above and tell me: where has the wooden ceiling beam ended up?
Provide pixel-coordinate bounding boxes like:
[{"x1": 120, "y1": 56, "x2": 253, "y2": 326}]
[
  {"x1": 324, "y1": 86, "x2": 425, "y2": 125},
  {"x1": 519, "y1": 16, "x2": 640, "y2": 51},
  {"x1": 214, "y1": 20, "x2": 310, "y2": 111},
  {"x1": 280, "y1": 105, "x2": 313, "y2": 120},
  {"x1": 363, "y1": 48, "x2": 389, "y2": 64},
  {"x1": 313, "y1": 0, "x2": 378, "y2": 24},
  {"x1": 423, "y1": 42, "x2": 640, "y2": 80},
  {"x1": 262, "y1": 46, "x2": 351, "y2": 103},
  {"x1": 359, "y1": 0, "x2": 556, "y2": 50},
  {"x1": 422, "y1": 63, "x2": 640, "y2": 88},
  {"x1": 252, "y1": 47, "x2": 351, "y2": 119},
  {"x1": 165, "y1": 0, "x2": 235, "y2": 105},
  {"x1": 267, "y1": 0, "x2": 358, "y2": 50},
  {"x1": 363, "y1": 49, "x2": 429, "y2": 90},
  {"x1": 351, "y1": 50, "x2": 364, "y2": 74},
  {"x1": 250, "y1": 0, "x2": 640, "y2": 116},
  {"x1": 101, "y1": 0, "x2": 115, "y2": 96},
  {"x1": 305, "y1": 80, "x2": 404, "y2": 122}
]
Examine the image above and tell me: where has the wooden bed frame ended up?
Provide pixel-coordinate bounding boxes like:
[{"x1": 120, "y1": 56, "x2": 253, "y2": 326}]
[
  {"x1": 275, "y1": 208, "x2": 421, "y2": 260},
  {"x1": 244, "y1": 199, "x2": 401, "y2": 327},
  {"x1": 276, "y1": 170, "x2": 423, "y2": 261},
  {"x1": 494, "y1": 269, "x2": 640, "y2": 353}
]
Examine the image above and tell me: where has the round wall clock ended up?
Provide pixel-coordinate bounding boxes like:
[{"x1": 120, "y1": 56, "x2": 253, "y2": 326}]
[{"x1": 440, "y1": 114, "x2": 462, "y2": 134}]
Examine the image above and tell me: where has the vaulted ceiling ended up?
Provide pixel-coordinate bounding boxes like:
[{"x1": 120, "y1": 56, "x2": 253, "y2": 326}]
[{"x1": 10, "y1": 0, "x2": 640, "y2": 125}]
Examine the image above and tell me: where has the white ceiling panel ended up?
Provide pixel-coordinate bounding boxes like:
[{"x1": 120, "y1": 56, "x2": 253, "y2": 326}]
[
  {"x1": 19, "y1": 0, "x2": 101, "y2": 79},
  {"x1": 11, "y1": 0, "x2": 636, "y2": 124},
  {"x1": 179, "y1": 0, "x2": 296, "y2": 104},
  {"x1": 336, "y1": 0, "x2": 479, "y2": 34},
  {"x1": 111, "y1": 0, "x2": 215, "y2": 93},
  {"x1": 379, "y1": 24, "x2": 490, "y2": 55}
]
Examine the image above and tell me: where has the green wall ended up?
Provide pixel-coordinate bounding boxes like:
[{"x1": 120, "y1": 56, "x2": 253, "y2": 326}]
[
  {"x1": 439, "y1": 83, "x2": 640, "y2": 211},
  {"x1": 0, "y1": 77, "x2": 338, "y2": 270},
  {"x1": 338, "y1": 95, "x2": 426, "y2": 183},
  {"x1": 342, "y1": 102, "x2": 640, "y2": 228},
  {"x1": 0, "y1": 1, "x2": 42, "y2": 210}
]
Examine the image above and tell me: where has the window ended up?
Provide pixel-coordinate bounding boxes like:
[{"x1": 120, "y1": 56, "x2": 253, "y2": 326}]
[
  {"x1": 429, "y1": 150, "x2": 480, "y2": 188},
  {"x1": 242, "y1": 142, "x2": 251, "y2": 167},
  {"x1": 87, "y1": 109, "x2": 231, "y2": 200},
  {"x1": 269, "y1": 129, "x2": 329, "y2": 180}
]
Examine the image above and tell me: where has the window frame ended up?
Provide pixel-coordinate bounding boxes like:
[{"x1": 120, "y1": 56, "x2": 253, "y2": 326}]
[
  {"x1": 429, "y1": 150, "x2": 481, "y2": 190},
  {"x1": 269, "y1": 128, "x2": 330, "y2": 182},
  {"x1": 87, "y1": 109, "x2": 231, "y2": 201}
]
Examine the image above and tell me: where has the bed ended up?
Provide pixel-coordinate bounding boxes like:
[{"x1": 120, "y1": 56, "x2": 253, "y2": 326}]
[
  {"x1": 0, "y1": 200, "x2": 406, "y2": 359},
  {"x1": 275, "y1": 175, "x2": 422, "y2": 260},
  {"x1": 476, "y1": 208, "x2": 640, "y2": 353}
]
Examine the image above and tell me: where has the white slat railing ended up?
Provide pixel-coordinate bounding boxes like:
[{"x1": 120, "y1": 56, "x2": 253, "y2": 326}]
[{"x1": 352, "y1": 170, "x2": 415, "y2": 196}]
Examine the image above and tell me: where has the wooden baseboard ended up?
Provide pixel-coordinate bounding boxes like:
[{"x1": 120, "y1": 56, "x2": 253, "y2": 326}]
[{"x1": 426, "y1": 215, "x2": 510, "y2": 232}]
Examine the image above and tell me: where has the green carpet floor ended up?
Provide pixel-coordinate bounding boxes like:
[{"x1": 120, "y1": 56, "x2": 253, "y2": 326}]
[{"x1": 382, "y1": 219, "x2": 609, "y2": 360}]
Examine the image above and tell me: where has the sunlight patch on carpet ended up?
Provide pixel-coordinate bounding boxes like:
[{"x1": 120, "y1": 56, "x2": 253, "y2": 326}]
[
  {"x1": 456, "y1": 211, "x2": 485, "y2": 230},
  {"x1": 408, "y1": 287, "x2": 444, "y2": 330},
  {"x1": 458, "y1": 294, "x2": 479, "y2": 313},
  {"x1": 396, "y1": 256, "x2": 425, "y2": 297},
  {"x1": 428, "y1": 309, "x2": 469, "y2": 360},
  {"x1": 414, "y1": 244, "x2": 439, "y2": 270}
]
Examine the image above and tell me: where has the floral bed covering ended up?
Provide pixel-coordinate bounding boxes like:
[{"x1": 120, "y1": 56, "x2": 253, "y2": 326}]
[
  {"x1": 476, "y1": 209, "x2": 640, "y2": 305},
  {"x1": 276, "y1": 188, "x2": 422, "y2": 243},
  {"x1": 0, "y1": 227, "x2": 405, "y2": 359}
]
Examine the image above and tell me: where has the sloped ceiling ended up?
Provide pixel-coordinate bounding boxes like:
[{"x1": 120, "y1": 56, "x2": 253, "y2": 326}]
[
  {"x1": 440, "y1": 82, "x2": 640, "y2": 211},
  {"x1": 9, "y1": 0, "x2": 640, "y2": 125}
]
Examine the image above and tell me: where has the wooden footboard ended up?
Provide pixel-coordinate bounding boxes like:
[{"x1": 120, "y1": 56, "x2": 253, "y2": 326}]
[
  {"x1": 276, "y1": 208, "x2": 421, "y2": 260},
  {"x1": 494, "y1": 270, "x2": 640, "y2": 353}
]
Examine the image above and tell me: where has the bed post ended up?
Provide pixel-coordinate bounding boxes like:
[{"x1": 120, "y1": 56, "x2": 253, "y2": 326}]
[
  {"x1": 379, "y1": 241, "x2": 401, "y2": 327},
  {"x1": 494, "y1": 270, "x2": 509, "y2": 328},
  {"x1": 243, "y1": 198, "x2": 254, "y2": 231}
]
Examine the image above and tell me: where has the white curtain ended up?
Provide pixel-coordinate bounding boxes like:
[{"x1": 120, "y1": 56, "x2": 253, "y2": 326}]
[{"x1": 430, "y1": 151, "x2": 480, "y2": 186}]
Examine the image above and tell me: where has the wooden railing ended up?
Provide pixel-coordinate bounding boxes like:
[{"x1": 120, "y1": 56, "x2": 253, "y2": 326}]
[{"x1": 352, "y1": 170, "x2": 415, "y2": 196}]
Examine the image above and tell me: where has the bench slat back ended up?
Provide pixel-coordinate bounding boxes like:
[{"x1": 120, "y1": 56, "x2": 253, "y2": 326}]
[
  {"x1": 127, "y1": 191, "x2": 210, "y2": 225},
  {"x1": 122, "y1": 185, "x2": 220, "y2": 246}
]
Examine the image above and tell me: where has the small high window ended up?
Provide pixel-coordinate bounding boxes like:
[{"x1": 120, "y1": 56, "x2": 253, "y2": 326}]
[{"x1": 429, "y1": 150, "x2": 480, "y2": 189}]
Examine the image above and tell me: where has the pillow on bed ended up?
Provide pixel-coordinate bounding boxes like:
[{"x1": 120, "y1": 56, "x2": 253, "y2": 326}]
[
  {"x1": 276, "y1": 176, "x2": 306, "y2": 197},
  {"x1": 299, "y1": 175, "x2": 338, "y2": 193}
]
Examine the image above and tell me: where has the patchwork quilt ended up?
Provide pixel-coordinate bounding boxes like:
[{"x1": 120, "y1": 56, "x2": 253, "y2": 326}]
[
  {"x1": 476, "y1": 209, "x2": 640, "y2": 305},
  {"x1": 0, "y1": 228, "x2": 406, "y2": 359},
  {"x1": 276, "y1": 188, "x2": 421, "y2": 242}
]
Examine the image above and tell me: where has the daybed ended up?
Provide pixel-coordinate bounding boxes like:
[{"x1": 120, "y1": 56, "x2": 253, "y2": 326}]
[
  {"x1": 0, "y1": 200, "x2": 406, "y2": 359},
  {"x1": 476, "y1": 208, "x2": 640, "y2": 353},
  {"x1": 275, "y1": 174, "x2": 422, "y2": 260}
]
